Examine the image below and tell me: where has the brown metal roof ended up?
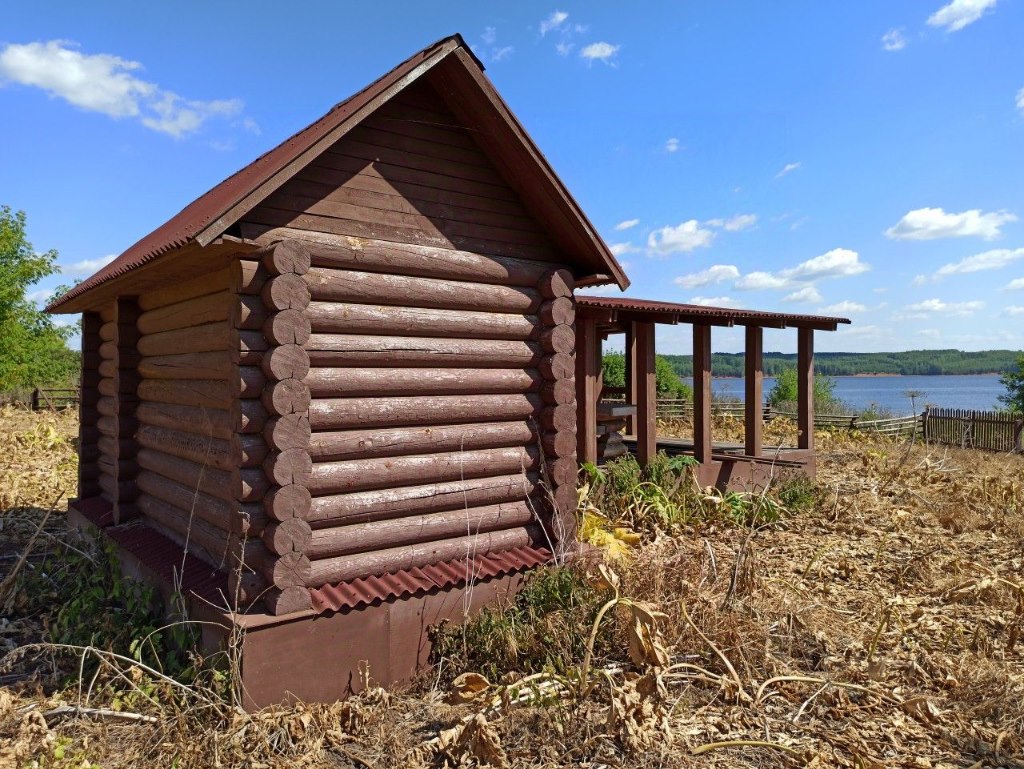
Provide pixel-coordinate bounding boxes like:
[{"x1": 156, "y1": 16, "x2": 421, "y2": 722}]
[
  {"x1": 49, "y1": 34, "x2": 627, "y2": 312},
  {"x1": 576, "y1": 294, "x2": 850, "y2": 331},
  {"x1": 309, "y1": 545, "x2": 552, "y2": 614}
]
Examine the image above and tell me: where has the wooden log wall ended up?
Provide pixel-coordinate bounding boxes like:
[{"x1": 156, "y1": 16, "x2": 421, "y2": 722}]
[
  {"x1": 113, "y1": 298, "x2": 141, "y2": 523},
  {"x1": 283, "y1": 241, "x2": 576, "y2": 590},
  {"x1": 96, "y1": 304, "x2": 118, "y2": 503},
  {"x1": 78, "y1": 312, "x2": 102, "y2": 500}
]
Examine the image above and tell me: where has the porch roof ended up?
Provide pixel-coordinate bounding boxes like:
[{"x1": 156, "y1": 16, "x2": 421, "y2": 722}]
[{"x1": 576, "y1": 295, "x2": 850, "y2": 331}]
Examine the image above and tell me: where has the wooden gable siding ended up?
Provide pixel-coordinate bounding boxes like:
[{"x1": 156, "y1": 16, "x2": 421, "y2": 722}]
[
  {"x1": 238, "y1": 80, "x2": 560, "y2": 263},
  {"x1": 95, "y1": 303, "x2": 118, "y2": 503}
]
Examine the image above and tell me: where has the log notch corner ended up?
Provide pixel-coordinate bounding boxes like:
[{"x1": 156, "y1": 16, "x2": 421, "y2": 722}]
[
  {"x1": 232, "y1": 240, "x2": 315, "y2": 615},
  {"x1": 537, "y1": 269, "x2": 579, "y2": 556}
]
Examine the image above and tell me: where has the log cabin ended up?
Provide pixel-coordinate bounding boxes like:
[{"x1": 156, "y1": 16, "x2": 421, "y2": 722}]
[{"x1": 48, "y1": 34, "x2": 847, "y2": 707}]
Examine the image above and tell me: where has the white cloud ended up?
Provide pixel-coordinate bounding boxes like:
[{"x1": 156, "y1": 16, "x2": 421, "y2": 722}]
[
  {"x1": 26, "y1": 288, "x2": 55, "y2": 304},
  {"x1": 782, "y1": 285, "x2": 823, "y2": 304},
  {"x1": 0, "y1": 40, "x2": 245, "y2": 138},
  {"x1": 580, "y1": 42, "x2": 620, "y2": 63},
  {"x1": 903, "y1": 298, "x2": 984, "y2": 317},
  {"x1": 885, "y1": 207, "x2": 1017, "y2": 241},
  {"x1": 706, "y1": 213, "x2": 757, "y2": 232},
  {"x1": 1006, "y1": 277, "x2": 1024, "y2": 290},
  {"x1": 481, "y1": 27, "x2": 497, "y2": 45},
  {"x1": 614, "y1": 218, "x2": 639, "y2": 231},
  {"x1": 609, "y1": 242, "x2": 637, "y2": 257},
  {"x1": 1003, "y1": 305, "x2": 1024, "y2": 316},
  {"x1": 647, "y1": 220, "x2": 715, "y2": 255},
  {"x1": 927, "y1": 0, "x2": 998, "y2": 32},
  {"x1": 673, "y1": 264, "x2": 740, "y2": 289},
  {"x1": 780, "y1": 248, "x2": 870, "y2": 280},
  {"x1": 555, "y1": 42, "x2": 574, "y2": 57},
  {"x1": 775, "y1": 162, "x2": 801, "y2": 179},
  {"x1": 818, "y1": 300, "x2": 867, "y2": 314},
  {"x1": 882, "y1": 28, "x2": 908, "y2": 51},
  {"x1": 734, "y1": 271, "x2": 790, "y2": 290},
  {"x1": 920, "y1": 247, "x2": 1024, "y2": 282},
  {"x1": 1016, "y1": 87, "x2": 1024, "y2": 115},
  {"x1": 689, "y1": 296, "x2": 742, "y2": 308},
  {"x1": 491, "y1": 46, "x2": 514, "y2": 62},
  {"x1": 540, "y1": 11, "x2": 569, "y2": 35},
  {"x1": 665, "y1": 137, "x2": 680, "y2": 153},
  {"x1": 62, "y1": 254, "x2": 117, "y2": 275}
]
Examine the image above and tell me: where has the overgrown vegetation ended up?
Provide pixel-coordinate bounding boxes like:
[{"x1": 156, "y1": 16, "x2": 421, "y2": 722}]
[
  {"x1": 2, "y1": 406, "x2": 1023, "y2": 767},
  {"x1": 998, "y1": 352, "x2": 1024, "y2": 413},
  {"x1": 602, "y1": 352, "x2": 693, "y2": 399},
  {"x1": 767, "y1": 365, "x2": 844, "y2": 413},
  {"x1": 0, "y1": 206, "x2": 80, "y2": 394}
]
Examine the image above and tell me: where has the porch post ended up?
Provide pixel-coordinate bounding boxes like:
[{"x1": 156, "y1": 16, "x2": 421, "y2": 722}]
[
  {"x1": 624, "y1": 320, "x2": 638, "y2": 435},
  {"x1": 797, "y1": 327, "x2": 815, "y2": 451},
  {"x1": 635, "y1": 321, "x2": 657, "y2": 466},
  {"x1": 575, "y1": 315, "x2": 599, "y2": 464},
  {"x1": 692, "y1": 324, "x2": 713, "y2": 465},
  {"x1": 744, "y1": 325, "x2": 763, "y2": 457}
]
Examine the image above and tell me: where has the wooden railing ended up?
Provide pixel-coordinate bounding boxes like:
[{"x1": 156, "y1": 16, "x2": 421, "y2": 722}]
[
  {"x1": 923, "y1": 407, "x2": 1023, "y2": 453},
  {"x1": 31, "y1": 387, "x2": 80, "y2": 411}
]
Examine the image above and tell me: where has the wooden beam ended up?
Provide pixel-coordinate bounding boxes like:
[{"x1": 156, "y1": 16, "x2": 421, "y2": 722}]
[
  {"x1": 744, "y1": 326, "x2": 763, "y2": 457},
  {"x1": 575, "y1": 315, "x2": 599, "y2": 464},
  {"x1": 624, "y1": 321, "x2": 636, "y2": 435},
  {"x1": 797, "y1": 327, "x2": 815, "y2": 451},
  {"x1": 635, "y1": 322, "x2": 657, "y2": 466},
  {"x1": 692, "y1": 324, "x2": 712, "y2": 466}
]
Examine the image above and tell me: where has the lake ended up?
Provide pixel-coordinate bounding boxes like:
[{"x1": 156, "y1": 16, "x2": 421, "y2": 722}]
[{"x1": 688, "y1": 374, "x2": 1007, "y2": 415}]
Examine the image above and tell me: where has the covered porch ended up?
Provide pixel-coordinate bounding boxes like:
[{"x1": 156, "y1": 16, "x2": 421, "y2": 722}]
[{"x1": 574, "y1": 296, "x2": 850, "y2": 491}]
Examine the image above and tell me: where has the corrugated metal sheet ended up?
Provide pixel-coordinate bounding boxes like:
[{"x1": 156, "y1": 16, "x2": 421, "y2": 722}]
[
  {"x1": 105, "y1": 522, "x2": 230, "y2": 607},
  {"x1": 309, "y1": 545, "x2": 552, "y2": 614},
  {"x1": 47, "y1": 36, "x2": 459, "y2": 312},
  {"x1": 576, "y1": 294, "x2": 850, "y2": 328}
]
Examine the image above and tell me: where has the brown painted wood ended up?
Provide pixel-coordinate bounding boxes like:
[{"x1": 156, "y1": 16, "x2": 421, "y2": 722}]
[
  {"x1": 635, "y1": 322, "x2": 657, "y2": 467},
  {"x1": 264, "y1": 448, "x2": 312, "y2": 486},
  {"x1": 238, "y1": 329, "x2": 269, "y2": 354},
  {"x1": 308, "y1": 445, "x2": 540, "y2": 496},
  {"x1": 575, "y1": 316, "x2": 598, "y2": 465},
  {"x1": 261, "y1": 379, "x2": 311, "y2": 416},
  {"x1": 99, "y1": 321, "x2": 116, "y2": 342},
  {"x1": 304, "y1": 334, "x2": 541, "y2": 368},
  {"x1": 309, "y1": 393, "x2": 542, "y2": 431},
  {"x1": 306, "y1": 526, "x2": 537, "y2": 586},
  {"x1": 540, "y1": 404, "x2": 575, "y2": 432},
  {"x1": 306, "y1": 366, "x2": 540, "y2": 398},
  {"x1": 262, "y1": 519, "x2": 313, "y2": 554},
  {"x1": 136, "y1": 423, "x2": 238, "y2": 473},
  {"x1": 264, "y1": 413, "x2": 312, "y2": 451},
  {"x1": 307, "y1": 501, "x2": 534, "y2": 560},
  {"x1": 305, "y1": 267, "x2": 542, "y2": 313},
  {"x1": 798, "y1": 327, "x2": 815, "y2": 451},
  {"x1": 307, "y1": 473, "x2": 538, "y2": 526},
  {"x1": 542, "y1": 431, "x2": 576, "y2": 458},
  {"x1": 137, "y1": 379, "x2": 233, "y2": 410},
  {"x1": 263, "y1": 308, "x2": 311, "y2": 346},
  {"x1": 540, "y1": 353, "x2": 574, "y2": 381},
  {"x1": 227, "y1": 568, "x2": 268, "y2": 606},
  {"x1": 261, "y1": 344, "x2": 310, "y2": 381},
  {"x1": 231, "y1": 258, "x2": 267, "y2": 296},
  {"x1": 307, "y1": 302, "x2": 536, "y2": 340},
  {"x1": 136, "y1": 471, "x2": 242, "y2": 534},
  {"x1": 744, "y1": 326, "x2": 764, "y2": 457},
  {"x1": 137, "y1": 268, "x2": 231, "y2": 311},
  {"x1": 692, "y1": 324, "x2": 713, "y2": 465},
  {"x1": 264, "y1": 551, "x2": 312, "y2": 590},
  {"x1": 538, "y1": 268, "x2": 574, "y2": 299},
  {"x1": 239, "y1": 366, "x2": 267, "y2": 398},
  {"x1": 261, "y1": 273, "x2": 311, "y2": 311},
  {"x1": 541, "y1": 379, "x2": 575, "y2": 406},
  {"x1": 96, "y1": 396, "x2": 116, "y2": 418},
  {"x1": 309, "y1": 420, "x2": 535, "y2": 462},
  {"x1": 137, "y1": 322, "x2": 229, "y2": 358},
  {"x1": 240, "y1": 434, "x2": 268, "y2": 468},
  {"x1": 98, "y1": 360, "x2": 117, "y2": 379},
  {"x1": 263, "y1": 586, "x2": 312, "y2": 615},
  {"x1": 539, "y1": 297, "x2": 575, "y2": 326},
  {"x1": 136, "y1": 447, "x2": 237, "y2": 504},
  {"x1": 234, "y1": 294, "x2": 267, "y2": 330},
  {"x1": 136, "y1": 292, "x2": 230, "y2": 335},
  {"x1": 549, "y1": 456, "x2": 578, "y2": 487},
  {"x1": 97, "y1": 415, "x2": 117, "y2": 437},
  {"x1": 300, "y1": 237, "x2": 555, "y2": 286},
  {"x1": 260, "y1": 239, "x2": 312, "y2": 276},
  {"x1": 539, "y1": 325, "x2": 575, "y2": 355},
  {"x1": 137, "y1": 494, "x2": 256, "y2": 570},
  {"x1": 139, "y1": 351, "x2": 232, "y2": 380},
  {"x1": 265, "y1": 483, "x2": 312, "y2": 521},
  {"x1": 136, "y1": 401, "x2": 265, "y2": 438}
]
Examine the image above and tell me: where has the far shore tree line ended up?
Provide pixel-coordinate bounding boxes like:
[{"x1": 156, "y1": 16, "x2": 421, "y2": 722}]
[{"x1": 1, "y1": 204, "x2": 1022, "y2": 414}]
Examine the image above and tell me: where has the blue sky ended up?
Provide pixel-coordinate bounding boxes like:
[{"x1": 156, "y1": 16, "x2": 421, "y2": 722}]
[{"x1": 2, "y1": 1, "x2": 1023, "y2": 355}]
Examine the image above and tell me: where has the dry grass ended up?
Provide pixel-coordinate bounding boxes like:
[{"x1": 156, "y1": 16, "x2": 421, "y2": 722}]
[{"x1": 1, "y1": 406, "x2": 1022, "y2": 768}]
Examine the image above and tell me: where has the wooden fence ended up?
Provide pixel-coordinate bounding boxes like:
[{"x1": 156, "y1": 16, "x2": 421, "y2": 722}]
[
  {"x1": 31, "y1": 387, "x2": 80, "y2": 411},
  {"x1": 923, "y1": 407, "x2": 1023, "y2": 453}
]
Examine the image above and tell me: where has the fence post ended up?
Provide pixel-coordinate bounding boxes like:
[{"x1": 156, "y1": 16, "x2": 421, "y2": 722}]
[
  {"x1": 1015, "y1": 418, "x2": 1023, "y2": 454},
  {"x1": 31, "y1": 388, "x2": 39, "y2": 411}
]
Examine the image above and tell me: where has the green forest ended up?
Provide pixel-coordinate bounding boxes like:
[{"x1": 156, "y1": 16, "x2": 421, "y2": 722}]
[{"x1": 661, "y1": 349, "x2": 1022, "y2": 378}]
